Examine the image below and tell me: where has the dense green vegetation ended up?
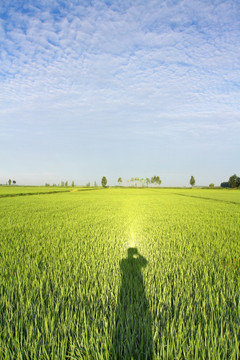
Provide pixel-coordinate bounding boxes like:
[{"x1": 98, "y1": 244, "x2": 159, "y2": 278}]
[
  {"x1": 0, "y1": 186, "x2": 91, "y2": 197},
  {"x1": 0, "y1": 188, "x2": 240, "y2": 359}
]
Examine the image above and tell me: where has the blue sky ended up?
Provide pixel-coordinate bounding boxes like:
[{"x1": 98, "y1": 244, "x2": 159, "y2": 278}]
[{"x1": 1, "y1": 0, "x2": 239, "y2": 186}]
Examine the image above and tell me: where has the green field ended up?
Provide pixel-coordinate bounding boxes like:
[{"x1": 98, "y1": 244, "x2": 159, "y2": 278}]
[
  {"x1": 0, "y1": 186, "x2": 92, "y2": 197},
  {"x1": 0, "y1": 188, "x2": 240, "y2": 359}
]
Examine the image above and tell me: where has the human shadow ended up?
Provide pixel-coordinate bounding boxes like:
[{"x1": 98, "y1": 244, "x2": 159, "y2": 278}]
[{"x1": 111, "y1": 248, "x2": 153, "y2": 359}]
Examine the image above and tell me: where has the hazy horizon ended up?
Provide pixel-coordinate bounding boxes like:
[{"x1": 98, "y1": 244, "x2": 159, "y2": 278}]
[{"x1": 1, "y1": 0, "x2": 239, "y2": 187}]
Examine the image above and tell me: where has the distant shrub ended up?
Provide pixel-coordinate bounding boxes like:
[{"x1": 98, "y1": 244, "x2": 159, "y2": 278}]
[
  {"x1": 220, "y1": 182, "x2": 232, "y2": 188},
  {"x1": 209, "y1": 183, "x2": 214, "y2": 188}
]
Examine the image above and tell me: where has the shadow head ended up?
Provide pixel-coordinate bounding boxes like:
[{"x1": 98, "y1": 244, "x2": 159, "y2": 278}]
[{"x1": 128, "y1": 247, "x2": 138, "y2": 258}]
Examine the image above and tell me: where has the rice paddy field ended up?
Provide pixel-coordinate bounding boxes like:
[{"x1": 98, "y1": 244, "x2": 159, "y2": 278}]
[
  {"x1": 0, "y1": 187, "x2": 240, "y2": 359},
  {"x1": 0, "y1": 186, "x2": 89, "y2": 197}
]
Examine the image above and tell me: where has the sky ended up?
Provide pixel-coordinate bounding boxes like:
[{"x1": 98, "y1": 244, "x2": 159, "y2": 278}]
[{"x1": 1, "y1": 0, "x2": 240, "y2": 186}]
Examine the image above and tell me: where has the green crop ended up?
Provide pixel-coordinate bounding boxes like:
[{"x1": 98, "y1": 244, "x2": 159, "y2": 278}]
[
  {"x1": 0, "y1": 186, "x2": 90, "y2": 198},
  {"x1": 0, "y1": 188, "x2": 239, "y2": 359}
]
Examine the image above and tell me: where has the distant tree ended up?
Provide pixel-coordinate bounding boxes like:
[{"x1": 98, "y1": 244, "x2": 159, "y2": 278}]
[
  {"x1": 53, "y1": 184, "x2": 57, "y2": 187},
  {"x1": 65, "y1": 181, "x2": 68, "y2": 187},
  {"x1": 209, "y1": 183, "x2": 214, "y2": 188},
  {"x1": 117, "y1": 177, "x2": 122, "y2": 186},
  {"x1": 71, "y1": 180, "x2": 75, "y2": 187},
  {"x1": 130, "y1": 178, "x2": 134, "y2": 187},
  {"x1": 61, "y1": 181, "x2": 64, "y2": 187},
  {"x1": 8, "y1": 179, "x2": 11, "y2": 186},
  {"x1": 190, "y1": 176, "x2": 195, "y2": 187},
  {"x1": 13, "y1": 180, "x2": 16, "y2": 185},
  {"x1": 45, "y1": 183, "x2": 50, "y2": 187},
  {"x1": 94, "y1": 181, "x2": 98, "y2": 187},
  {"x1": 151, "y1": 176, "x2": 162, "y2": 186},
  {"x1": 228, "y1": 174, "x2": 240, "y2": 188},
  {"x1": 86, "y1": 182, "x2": 90, "y2": 187},
  {"x1": 221, "y1": 182, "x2": 231, "y2": 188},
  {"x1": 134, "y1": 177, "x2": 139, "y2": 187},
  {"x1": 146, "y1": 178, "x2": 150, "y2": 187},
  {"x1": 101, "y1": 176, "x2": 107, "y2": 188}
]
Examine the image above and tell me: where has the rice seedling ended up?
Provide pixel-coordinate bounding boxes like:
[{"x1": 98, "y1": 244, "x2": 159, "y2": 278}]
[{"x1": 0, "y1": 188, "x2": 239, "y2": 359}]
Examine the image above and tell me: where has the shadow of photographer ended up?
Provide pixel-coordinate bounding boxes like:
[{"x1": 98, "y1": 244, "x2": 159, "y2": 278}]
[{"x1": 111, "y1": 248, "x2": 153, "y2": 359}]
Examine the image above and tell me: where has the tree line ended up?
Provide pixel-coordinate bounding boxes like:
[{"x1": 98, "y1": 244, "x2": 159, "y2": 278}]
[
  {"x1": 116, "y1": 176, "x2": 162, "y2": 187},
  {"x1": 5, "y1": 174, "x2": 240, "y2": 188},
  {"x1": 6, "y1": 179, "x2": 16, "y2": 185},
  {"x1": 221, "y1": 174, "x2": 240, "y2": 188},
  {"x1": 45, "y1": 181, "x2": 75, "y2": 187}
]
